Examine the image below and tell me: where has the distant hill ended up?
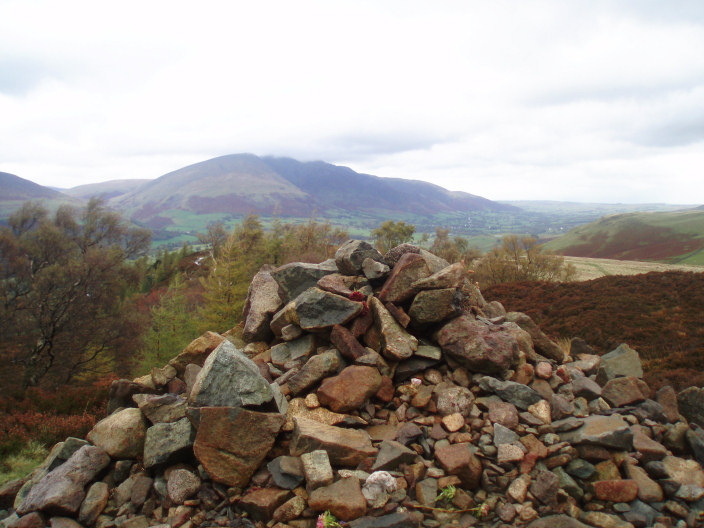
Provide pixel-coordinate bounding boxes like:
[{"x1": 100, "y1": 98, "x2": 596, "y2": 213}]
[
  {"x1": 544, "y1": 209, "x2": 704, "y2": 265},
  {"x1": 0, "y1": 172, "x2": 81, "y2": 219},
  {"x1": 64, "y1": 179, "x2": 150, "y2": 201},
  {"x1": 110, "y1": 153, "x2": 518, "y2": 230},
  {"x1": 0, "y1": 171, "x2": 66, "y2": 201}
]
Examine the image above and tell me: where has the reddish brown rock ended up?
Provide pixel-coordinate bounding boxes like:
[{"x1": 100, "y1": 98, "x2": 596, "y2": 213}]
[
  {"x1": 378, "y1": 253, "x2": 431, "y2": 304},
  {"x1": 602, "y1": 376, "x2": 647, "y2": 407},
  {"x1": 375, "y1": 376, "x2": 395, "y2": 403},
  {"x1": 656, "y1": 385, "x2": 681, "y2": 423},
  {"x1": 168, "y1": 331, "x2": 225, "y2": 375},
  {"x1": 13, "y1": 513, "x2": 46, "y2": 528},
  {"x1": 290, "y1": 417, "x2": 377, "y2": 466},
  {"x1": 237, "y1": 487, "x2": 291, "y2": 522},
  {"x1": 308, "y1": 477, "x2": 367, "y2": 521},
  {"x1": 434, "y1": 316, "x2": 519, "y2": 374},
  {"x1": 384, "y1": 303, "x2": 411, "y2": 328},
  {"x1": 592, "y1": 479, "x2": 639, "y2": 502},
  {"x1": 317, "y1": 365, "x2": 382, "y2": 413},
  {"x1": 487, "y1": 401, "x2": 519, "y2": 429},
  {"x1": 434, "y1": 443, "x2": 482, "y2": 490},
  {"x1": 330, "y1": 324, "x2": 367, "y2": 360},
  {"x1": 350, "y1": 309, "x2": 374, "y2": 338},
  {"x1": 193, "y1": 407, "x2": 285, "y2": 487}
]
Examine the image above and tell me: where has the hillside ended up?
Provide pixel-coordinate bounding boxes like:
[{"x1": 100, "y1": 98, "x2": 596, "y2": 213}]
[
  {"x1": 0, "y1": 172, "x2": 80, "y2": 218},
  {"x1": 543, "y1": 209, "x2": 704, "y2": 265},
  {"x1": 64, "y1": 179, "x2": 150, "y2": 201},
  {"x1": 484, "y1": 271, "x2": 704, "y2": 391}
]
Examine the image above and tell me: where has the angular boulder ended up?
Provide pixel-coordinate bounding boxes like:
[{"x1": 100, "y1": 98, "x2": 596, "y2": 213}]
[
  {"x1": 317, "y1": 365, "x2": 382, "y2": 413},
  {"x1": 287, "y1": 350, "x2": 343, "y2": 396},
  {"x1": 378, "y1": 253, "x2": 431, "y2": 304},
  {"x1": 271, "y1": 260, "x2": 338, "y2": 302},
  {"x1": 369, "y1": 297, "x2": 417, "y2": 361},
  {"x1": 435, "y1": 316, "x2": 519, "y2": 374},
  {"x1": 17, "y1": 446, "x2": 110, "y2": 516},
  {"x1": 193, "y1": 407, "x2": 285, "y2": 487},
  {"x1": 242, "y1": 266, "x2": 284, "y2": 343},
  {"x1": 143, "y1": 417, "x2": 196, "y2": 468},
  {"x1": 559, "y1": 415, "x2": 634, "y2": 450},
  {"x1": 292, "y1": 288, "x2": 364, "y2": 331},
  {"x1": 188, "y1": 340, "x2": 274, "y2": 409},
  {"x1": 335, "y1": 240, "x2": 386, "y2": 276},
  {"x1": 168, "y1": 331, "x2": 225, "y2": 376},
  {"x1": 596, "y1": 343, "x2": 643, "y2": 385},
  {"x1": 408, "y1": 288, "x2": 463, "y2": 324},
  {"x1": 290, "y1": 417, "x2": 377, "y2": 466}
]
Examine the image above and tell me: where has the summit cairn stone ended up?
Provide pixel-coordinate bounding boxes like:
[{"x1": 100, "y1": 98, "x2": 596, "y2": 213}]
[
  {"x1": 292, "y1": 288, "x2": 364, "y2": 331},
  {"x1": 379, "y1": 252, "x2": 431, "y2": 303},
  {"x1": 335, "y1": 240, "x2": 386, "y2": 276},
  {"x1": 86, "y1": 408, "x2": 147, "y2": 460},
  {"x1": 271, "y1": 260, "x2": 338, "y2": 302},
  {"x1": 188, "y1": 340, "x2": 274, "y2": 409},
  {"x1": 369, "y1": 297, "x2": 417, "y2": 361},
  {"x1": 242, "y1": 266, "x2": 284, "y2": 342},
  {"x1": 435, "y1": 315, "x2": 520, "y2": 374},
  {"x1": 596, "y1": 343, "x2": 644, "y2": 385}
]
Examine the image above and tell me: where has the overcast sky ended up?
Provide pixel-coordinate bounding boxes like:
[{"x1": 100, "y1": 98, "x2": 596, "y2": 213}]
[{"x1": 1, "y1": 1, "x2": 703, "y2": 204}]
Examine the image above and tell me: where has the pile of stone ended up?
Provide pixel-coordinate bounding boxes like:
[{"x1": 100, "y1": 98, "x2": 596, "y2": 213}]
[{"x1": 3, "y1": 240, "x2": 704, "y2": 528}]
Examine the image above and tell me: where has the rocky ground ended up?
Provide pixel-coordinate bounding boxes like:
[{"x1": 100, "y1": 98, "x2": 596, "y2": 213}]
[{"x1": 3, "y1": 240, "x2": 704, "y2": 528}]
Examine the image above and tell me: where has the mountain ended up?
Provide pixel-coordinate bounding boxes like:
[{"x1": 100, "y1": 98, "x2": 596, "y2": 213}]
[
  {"x1": 111, "y1": 153, "x2": 518, "y2": 230},
  {"x1": 64, "y1": 179, "x2": 150, "y2": 201},
  {"x1": 0, "y1": 171, "x2": 67, "y2": 201},
  {"x1": 543, "y1": 209, "x2": 704, "y2": 265}
]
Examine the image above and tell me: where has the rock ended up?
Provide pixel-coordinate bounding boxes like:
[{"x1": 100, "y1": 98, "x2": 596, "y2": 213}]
[
  {"x1": 269, "y1": 334, "x2": 315, "y2": 368},
  {"x1": 193, "y1": 407, "x2": 284, "y2": 487},
  {"x1": 317, "y1": 365, "x2": 382, "y2": 413},
  {"x1": 434, "y1": 443, "x2": 482, "y2": 490},
  {"x1": 143, "y1": 417, "x2": 196, "y2": 468},
  {"x1": 301, "y1": 450, "x2": 334, "y2": 491},
  {"x1": 478, "y1": 376, "x2": 543, "y2": 410},
  {"x1": 369, "y1": 297, "x2": 417, "y2": 361},
  {"x1": 435, "y1": 385, "x2": 475, "y2": 416},
  {"x1": 504, "y1": 312, "x2": 565, "y2": 362},
  {"x1": 559, "y1": 415, "x2": 634, "y2": 450},
  {"x1": 132, "y1": 393, "x2": 187, "y2": 424},
  {"x1": 49, "y1": 517, "x2": 82, "y2": 528},
  {"x1": 678, "y1": 386, "x2": 704, "y2": 427},
  {"x1": 487, "y1": 401, "x2": 519, "y2": 429},
  {"x1": 77, "y1": 481, "x2": 109, "y2": 526},
  {"x1": 271, "y1": 260, "x2": 338, "y2": 302},
  {"x1": 293, "y1": 288, "x2": 364, "y2": 331},
  {"x1": 528, "y1": 399, "x2": 552, "y2": 424},
  {"x1": 272, "y1": 495, "x2": 306, "y2": 523},
  {"x1": 435, "y1": 316, "x2": 519, "y2": 374},
  {"x1": 242, "y1": 267, "x2": 284, "y2": 342},
  {"x1": 282, "y1": 397, "x2": 365, "y2": 432},
  {"x1": 508, "y1": 473, "x2": 531, "y2": 502},
  {"x1": 378, "y1": 253, "x2": 431, "y2": 303},
  {"x1": 530, "y1": 469, "x2": 560, "y2": 505},
  {"x1": 167, "y1": 469, "x2": 200, "y2": 504},
  {"x1": 237, "y1": 487, "x2": 291, "y2": 522},
  {"x1": 290, "y1": 417, "x2": 376, "y2": 466},
  {"x1": 498, "y1": 444, "x2": 525, "y2": 463},
  {"x1": 317, "y1": 273, "x2": 371, "y2": 298},
  {"x1": 287, "y1": 350, "x2": 342, "y2": 396},
  {"x1": 0, "y1": 479, "x2": 24, "y2": 510},
  {"x1": 362, "y1": 257, "x2": 390, "y2": 280},
  {"x1": 168, "y1": 331, "x2": 225, "y2": 376},
  {"x1": 593, "y1": 480, "x2": 639, "y2": 502},
  {"x1": 86, "y1": 407, "x2": 147, "y2": 459},
  {"x1": 624, "y1": 463, "x2": 663, "y2": 502},
  {"x1": 442, "y1": 413, "x2": 465, "y2": 432},
  {"x1": 412, "y1": 262, "x2": 466, "y2": 290},
  {"x1": 335, "y1": 240, "x2": 386, "y2": 276},
  {"x1": 188, "y1": 340, "x2": 274, "y2": 409},
  {"x1": 309, "y1": 477, "x2": 367, "y2": 521},
  {"x1": 408, "y1": 288, "x2": 463, "y2": 324},
  {"x1": 267, "y1": 456, "x2": 305, "y2": 490},
  {"x1": 656, "y1": 385, "x2": 680, "y2": 422},
  {"x1": 572, "y1": 376, "x2": 603, "y2": 401},
  {"x1": 371, "y1": 440, "x2": 417, "y2": 471},
  {"x1": 596, "y1": 343, "x2": 643, "y2": 385},
  {"x1": 383, "y1": 244, "x2": 421, "y2": 267},
  {"x1": 602, "y1": 376, "x2": 648, "y2": 407},
  {"x1": 331, "y1": 324, "x2": 367, "y2": 360},
  {"x1": 348, "y1": 512, "x2": 423, "y2": 528},
  {"x1": 661, "y1": 456, "x2": 704, "y2": 487},
  {"x1": 17, "y1": 446, "x2": 110, "y2": 516},
  {"x1": 553, "y1": 466, "x2": 583, "y2": 500},
  {"x1": 581, "y1": 511, "x2": 635, "y2": 528},
  {"x1": 527, "y1": 515, "x2": 592, "y2": 528}
]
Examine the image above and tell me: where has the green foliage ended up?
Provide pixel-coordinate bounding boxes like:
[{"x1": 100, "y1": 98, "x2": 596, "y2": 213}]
[
  {"x1": 0, "y1": 199, "x2": 151, "y2": 389},
  {"x1": 0, "y1": 441, "x2": 48, "y2": 486},
  {"x1": 371, "y1": 220, "x2": 415, "y2": 253},
  {"x1": 435, "y1": 484, "x2": 456, "y2": 505},
  {"x1": 136, "y1": 275, "x2": 200, "y2": 375},
  {"x1": 473, "y1": 235, "x2": 576, "y2": 287},
  {"x1": 431, "y1": 227, "x2": 482, "y2": 263},
  {"x1": 316, "y1": 510, "x2": 344, "y2": 528}
]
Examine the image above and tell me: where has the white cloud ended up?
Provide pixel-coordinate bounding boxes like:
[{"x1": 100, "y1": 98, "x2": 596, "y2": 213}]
[{"x1": 0, "y1": 0, "x2": 702, "y2": 203}]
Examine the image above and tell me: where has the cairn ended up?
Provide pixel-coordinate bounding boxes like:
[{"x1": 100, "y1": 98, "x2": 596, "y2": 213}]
[{"x1": 3, "y1": 240, "x2": 704, "y2": 528}]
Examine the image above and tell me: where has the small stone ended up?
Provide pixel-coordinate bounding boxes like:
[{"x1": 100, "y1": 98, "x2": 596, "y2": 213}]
[
  {"x1": 167, "y1": 469, "x2": 201, "y2": 504},
  {"x1": 442, "y1": 413, "x2": 465, "y2": 432},
  {"x1": 309, "y1": 477, "x2": 367, "y2": 521},
  {"x1": 535, "y1": 362, "x2": 552, "y2": 379},
  {"x1": 498, "y1": 444, "x2": 525, "y2": 464},
  {"x1": 593, "y1": 480, "x2": 639, "y2": 503},
  {"x1": 528, "y1": 400, "x2": 552, "y2": 424},
  {"x1": 301, "y1": 450, "x2": 334, "y2": 491}
]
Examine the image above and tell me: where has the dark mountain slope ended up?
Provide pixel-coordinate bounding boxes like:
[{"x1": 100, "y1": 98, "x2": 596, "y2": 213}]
[{"x1": 0, "y1": 171, "x2": 67, "y2": 201}]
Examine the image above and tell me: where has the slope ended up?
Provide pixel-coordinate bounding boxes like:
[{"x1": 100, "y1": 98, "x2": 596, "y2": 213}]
[
  {"x1": 64, "y1": 179, "x2": 151, "y2": 201},
  {"x1": 543, "y1": 209, "x2": 704, "y2": 265}
]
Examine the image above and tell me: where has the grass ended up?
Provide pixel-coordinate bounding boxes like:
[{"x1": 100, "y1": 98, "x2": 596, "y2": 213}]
[
  {"x1": 0, "y1": 441, "x2": 47, "y2": 486},
  {"x1": 563, "y1": 256, "x2": 703, "y2": 281}
]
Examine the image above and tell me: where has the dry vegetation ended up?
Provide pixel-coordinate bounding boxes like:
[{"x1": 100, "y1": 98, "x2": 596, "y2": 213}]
[{"x1": 563, "y1": 256, "x2": 704, "y2": 281}]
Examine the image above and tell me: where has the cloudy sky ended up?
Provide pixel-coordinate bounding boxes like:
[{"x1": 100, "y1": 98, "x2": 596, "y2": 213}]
[{"x1": 1, "y1": 0, "x2": 703, "y2": 204}]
